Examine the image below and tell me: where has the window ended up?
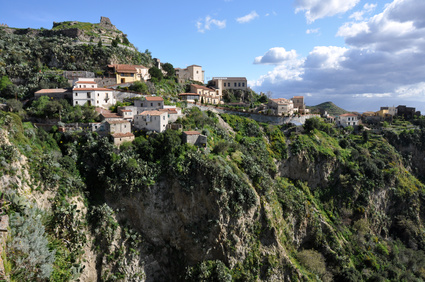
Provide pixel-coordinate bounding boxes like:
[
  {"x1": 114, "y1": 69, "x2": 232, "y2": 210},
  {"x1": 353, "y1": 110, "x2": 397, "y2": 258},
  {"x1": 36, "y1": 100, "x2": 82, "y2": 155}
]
[
  {"x1": 75, "y1": 93, "x2": 78, "y2": 96},
  {"x1": 92, "y1": 85, "x2": 94, "y2": 88},
  {"x1": 163, "y1": 116, "x2": 165, "y2": 120},
  {"x1": 234, "y1": 83, "x2": 237, "y2": 87},
  {"x1": 238, "y1": 83, "x2": 241, "y2": 87},
  {"x1": 97, "y1": 100, "x2": 99, "y2": 104},
  {"x1": 76, "y1": 101, "x2": 78, "y2": 104},
  {"x1": 242, "y1": 83, "x2": 245, "y2": 87},
  {"x1": 87, "y1": 92, "x2": 91, "y2": 98},
  {"x1": 158, "y1": 103, "x2": 161, "y2": 106},
  {"x1": 98, "y1": 93, "x2": 100, "y2": 97}
]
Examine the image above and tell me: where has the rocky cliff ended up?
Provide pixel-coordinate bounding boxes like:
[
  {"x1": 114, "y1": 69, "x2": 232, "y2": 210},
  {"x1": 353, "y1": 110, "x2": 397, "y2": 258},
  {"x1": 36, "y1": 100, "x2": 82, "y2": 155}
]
[{"x1": 1, "y1": 110, "x2": 425, "y2": 281}]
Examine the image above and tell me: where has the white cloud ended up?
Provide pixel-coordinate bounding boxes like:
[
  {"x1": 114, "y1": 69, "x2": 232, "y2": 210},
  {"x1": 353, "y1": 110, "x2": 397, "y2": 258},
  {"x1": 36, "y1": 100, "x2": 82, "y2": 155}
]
[
  {"x1": 252, "y1": 0, "x2": 425, "y2": 112},
  {"x1": 395, "y1": 82, "x2": 425, "y2": 98},
  {"x1": 254, "y1": 47, "x2": 299, "y2": 65},
  {"x1": 196, "y1": 16, "x2": 226, "y2": 33},
  {"x1": 349, "y1": 3, "x2": 377, "y2": 21},
  {"x1": 306, "y1": 28, "x2": 320, "y2": 34},
  {"x1": 294, "y1": 0, "x2": 361, "y2": 23},
  {"x1": 236, "y1": 11, "x2": 259, "y2": 24}
]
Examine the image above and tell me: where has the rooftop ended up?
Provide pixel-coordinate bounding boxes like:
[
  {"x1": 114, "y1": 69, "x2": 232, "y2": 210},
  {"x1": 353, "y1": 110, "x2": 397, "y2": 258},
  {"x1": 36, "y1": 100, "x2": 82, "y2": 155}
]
[
  {"x1": 108, "y1": 64, "x2": 148, "y2": 73},
  {"x1": 145, "y1": 96, "x2": 164, "y2": 101},
  {"x1": 179, "y1": 93, "x2": 200, "y2": 96},
  {"x1": 270, "y1": 98, "x2": 293, "y2": 104},
  {"x1": 73, "y1": 87, "x2": 112, "y2": 91},
  {"x1": 106, "y1": 120, "x2": 130, "y2": 124},
  {"x1": 35, "y1": 88, "x2": 71, "y2": 94},
  {"x1": 340, "y1": 113, "x2": 358, "y2": 117},
  {"x1": 111, "y1": 132, "x2": 134, "y2": 138},
  {"x1": 191, "y1": 84, "x2": 214, "y2": 91},
  {"x1": 212, "y1": 77, "x2": 247, "y2": 81},
  {"x1": 139, "y1": 110, "x2": 165, "y2": 116},
  {"x1": 184, "y1": 131, "x2": 201, "y2": 135}
]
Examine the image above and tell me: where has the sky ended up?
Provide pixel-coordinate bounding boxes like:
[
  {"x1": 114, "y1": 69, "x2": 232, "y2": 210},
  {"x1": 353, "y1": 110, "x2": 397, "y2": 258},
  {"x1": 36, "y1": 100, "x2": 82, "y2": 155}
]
[{"x1": 1, "y1": 0, "x2": 425, "y2": 113}]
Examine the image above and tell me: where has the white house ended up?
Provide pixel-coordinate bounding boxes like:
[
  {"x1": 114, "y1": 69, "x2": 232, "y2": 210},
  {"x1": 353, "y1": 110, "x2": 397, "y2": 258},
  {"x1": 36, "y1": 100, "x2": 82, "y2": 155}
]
[
  {"x1": 72, "y1": 78, "x2": 116, "y2": 108},
  {"x1": 336, "y1": 113, "x2": 359, "y2": 127},
  {"x1": 134, "y1": 110, "x2": 168, "y2": 132}
]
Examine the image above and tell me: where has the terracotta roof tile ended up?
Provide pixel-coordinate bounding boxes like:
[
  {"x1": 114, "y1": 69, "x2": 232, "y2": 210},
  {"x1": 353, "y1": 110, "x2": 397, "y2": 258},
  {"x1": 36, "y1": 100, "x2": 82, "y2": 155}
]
[
  {"x1": 73, "y1": 87, "x2": 112, "y2": 91},
  {"x1": 111, "y1": 132, "x2": 134, "y2": 138},
  {"x1": 107, "y1": 120, "x2": 130, "y2": 124},
  {"x1": 184, "y1": 131, "x2": 201, "y2": 135},
  {"x1": 35, "y1": 88, "x2": 70, "y2": 94},
  {"x1": 139, "y1": 110, "x2": 164, "y2": 116},
  {"x1": 145, "y1": 96, "x2": 164, "y2": 101}
]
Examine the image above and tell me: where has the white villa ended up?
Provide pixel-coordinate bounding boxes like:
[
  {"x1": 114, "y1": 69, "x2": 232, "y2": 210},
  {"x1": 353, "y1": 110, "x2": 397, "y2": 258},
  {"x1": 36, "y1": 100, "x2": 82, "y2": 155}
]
[
  {"x1": 336, "y1": 113, "x2": 359, "y2": 127},
  {"x1": 134, "y1": 110, "x2": 168, "y2": 133},
  {"x1": 72, "y1": 78, "x2": 116, "y2": 108}
]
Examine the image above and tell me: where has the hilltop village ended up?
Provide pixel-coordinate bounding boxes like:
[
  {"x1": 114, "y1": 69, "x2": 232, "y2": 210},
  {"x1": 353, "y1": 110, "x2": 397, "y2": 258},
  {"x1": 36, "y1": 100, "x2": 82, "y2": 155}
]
[{"x1": 21, "y1": 60, "x2": 421, "y2": 147}]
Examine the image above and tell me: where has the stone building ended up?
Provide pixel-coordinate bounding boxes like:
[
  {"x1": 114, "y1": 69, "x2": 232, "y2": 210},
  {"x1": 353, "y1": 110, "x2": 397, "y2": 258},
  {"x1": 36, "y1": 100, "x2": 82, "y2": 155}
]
[{"x1": 175, "y1": 65, "x2": 205, "y2": 84}]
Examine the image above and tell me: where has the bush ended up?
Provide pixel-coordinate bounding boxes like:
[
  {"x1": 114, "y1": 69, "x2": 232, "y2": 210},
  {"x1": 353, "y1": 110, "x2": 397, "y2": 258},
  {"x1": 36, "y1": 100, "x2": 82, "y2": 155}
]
[
  {"x1": 7, "y1": 206, "x2": 56, "y2": 280},
  {"x1": 297, "y1": 249, "x2": 328, "y2": 277}
]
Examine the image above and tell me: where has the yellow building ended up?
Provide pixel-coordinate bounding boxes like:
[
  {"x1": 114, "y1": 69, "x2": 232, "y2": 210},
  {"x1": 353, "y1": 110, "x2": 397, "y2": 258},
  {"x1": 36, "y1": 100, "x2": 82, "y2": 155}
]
[{"x1": 108, "y1": 64, "x2": 150, "y2": 84}]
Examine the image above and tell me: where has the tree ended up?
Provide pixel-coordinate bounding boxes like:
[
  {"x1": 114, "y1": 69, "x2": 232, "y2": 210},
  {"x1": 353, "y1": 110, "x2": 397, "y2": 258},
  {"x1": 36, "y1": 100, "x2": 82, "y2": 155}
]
[
  {"x1": 5, "y1": 99, "x2": 23, "y2": 112},
  {"x1": 0, "y1": 75, "x2": 13, "y2": 92},
  {"x1": 97, "y1": 40, "x2": 102, "y2": 48},
  {"x1": 148, "y1": 66, "x2": 163, "y2": 83},
  {"x1": 162, "y1": 62, "x2": 175, "y2": 78},
  {"x1": 122, "y1": 36, "x2": 130, "y2": 45}
]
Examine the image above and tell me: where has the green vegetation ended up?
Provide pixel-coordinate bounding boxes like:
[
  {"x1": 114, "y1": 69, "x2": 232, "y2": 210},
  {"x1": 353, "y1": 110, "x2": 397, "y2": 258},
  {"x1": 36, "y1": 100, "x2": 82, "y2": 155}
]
[
  {"x1": 307, "y1": 101, "x2": 348, "y2": 115},
  {"x1": 2, "y1": 108, "x2": 425, "y2": 280},
  {"x1": 0, "y1": 28, "x2": 152, "y2": 99}
]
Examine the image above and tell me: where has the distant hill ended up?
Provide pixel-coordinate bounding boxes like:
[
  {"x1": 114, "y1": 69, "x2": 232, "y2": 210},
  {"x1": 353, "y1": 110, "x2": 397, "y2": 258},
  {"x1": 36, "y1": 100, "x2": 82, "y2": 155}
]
[{"x1": 307, "y1": 101, "x2": 348, "y2": 116}]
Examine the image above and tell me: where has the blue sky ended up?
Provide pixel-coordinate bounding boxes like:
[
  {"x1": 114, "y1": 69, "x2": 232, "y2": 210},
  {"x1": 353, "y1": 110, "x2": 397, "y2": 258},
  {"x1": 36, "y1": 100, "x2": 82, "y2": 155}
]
[{"x1": 1, "y1": 0, "x2": 425, "y2": 113}]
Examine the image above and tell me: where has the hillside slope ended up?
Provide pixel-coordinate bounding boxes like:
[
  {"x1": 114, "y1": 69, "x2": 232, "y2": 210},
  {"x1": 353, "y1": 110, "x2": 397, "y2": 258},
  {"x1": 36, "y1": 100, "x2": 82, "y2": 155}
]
[
  {"x1": 307, "y1": 101, "x2": 348, "y2": 116},
  {"x1": 0, "y1": 18, "x2": 152, "y2": 99},
  {"x1": 1, "y1": 110, "x2": 425, "y2": 281}
]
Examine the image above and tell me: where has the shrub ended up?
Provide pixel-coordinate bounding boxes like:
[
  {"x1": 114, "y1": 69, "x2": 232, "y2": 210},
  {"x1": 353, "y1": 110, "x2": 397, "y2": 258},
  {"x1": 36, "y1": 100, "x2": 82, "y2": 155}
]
[
  {"x1": 297, "y1": 249, "x2": 327, "y2": 277},
  {"x1": 7, "y1": 206, "x2": 56, "y2": 280}
]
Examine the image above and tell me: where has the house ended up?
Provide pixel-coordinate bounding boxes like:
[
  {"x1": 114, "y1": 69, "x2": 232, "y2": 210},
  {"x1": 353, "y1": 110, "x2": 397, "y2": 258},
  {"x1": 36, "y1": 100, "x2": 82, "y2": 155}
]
[
  {"x1": 396, "y1": 105, "x2": 420, "y2": 119},
  {"x1": 95, "y1": 108, "x2": 123, "y2": 121},
  {"x1": 183, "y1": 131, "x2": 207, "y2": 147},
  {"x1": 336, "y1": 113, "x2": 359, "y2": 127},
  {"x1": 208, "y1": 77, "x2": 248, "y2": 97},
  {"x1": 105, "y1": 120, "x2": 134, "y2": 146},
  {"x1": 377, "y1": 106, "x2": 397, "y2": 117},
  {"x1": 175, "y1": 65, "x2": 204, "y2": 84},
  {"x1": 134, "y1": 96, "x2": 164, "y2": 111},
  {"x1": 291, "y1": 96, "x2": 308, "y2": 114},
  {"x1": 72, "y1": 78, "x2": 116, "y2": 108},
  {"x1": 179, "y1": 93, "x2": 200, "y2": 103},
  {"x1": 268, "y1": 98, "x2": 295, "y2": 115},
  {"x1": 90, "y1": 122, "x2": 108, "y2": 135},
  {"x1": 190, "y1": 84, "x2": 221, "y2": 104},
  {"x1": 158, "y1": 108, "x2": 182, "y2": 123},
  {"x1": 111, "y1": 132, "x2": 135, "y2": 146},
  {"x1": 34, "y1": 88, "x2": 72, "y2": 100},
  {"x1": 118, "y1": 107, "x2": 136, "y2": 120},
  {"x1": 134, "y1": 110, "x2": 168, "y2": 132},
  {"x1": 107, "y1": 64, "x2": 150, "y2": 84},
  {"x1": 106, "y1": 120, "x2": 131, "y2": 135}
]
